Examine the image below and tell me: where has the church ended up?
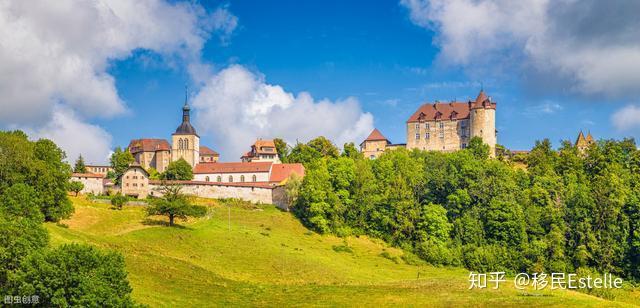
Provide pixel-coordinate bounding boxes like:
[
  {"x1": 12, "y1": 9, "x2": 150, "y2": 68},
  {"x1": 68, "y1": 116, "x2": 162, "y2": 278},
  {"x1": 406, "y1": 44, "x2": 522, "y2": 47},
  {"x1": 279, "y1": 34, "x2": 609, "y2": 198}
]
[
  {"x1": 360, "y1": 90, "x2": 497, "y2": 158},
  {"x1": 128, "y1": 97, "x2": 218, "y2": 172}
]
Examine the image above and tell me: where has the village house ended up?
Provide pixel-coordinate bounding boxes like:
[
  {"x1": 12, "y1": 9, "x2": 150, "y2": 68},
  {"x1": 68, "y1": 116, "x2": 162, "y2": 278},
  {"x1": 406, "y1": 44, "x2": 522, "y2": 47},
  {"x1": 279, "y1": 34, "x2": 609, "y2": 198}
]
[
  {"x1": 241, "y1": 139, "x2": 281, "y2": 163},
  {"x1": 70, "y1": 172, "x2": 105, "y2": 195}
]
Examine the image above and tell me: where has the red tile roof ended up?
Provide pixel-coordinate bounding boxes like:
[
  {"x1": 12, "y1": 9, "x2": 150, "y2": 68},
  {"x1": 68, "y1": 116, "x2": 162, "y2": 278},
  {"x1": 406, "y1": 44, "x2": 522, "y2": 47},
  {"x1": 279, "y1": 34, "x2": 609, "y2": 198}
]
[
  {"x1": 269, "y1": 163, "x2": 305, "y2": 183},
  {"x1": 407, "y1": 91, "x2": 496, "y2": 123},
  {"x1": 71, "y1": 172, "x2": 104, "y2": 179},
  {"x1": 364, "y1": 128, "x2": 389, "y2": 142},
  {"x1": 199, "y1": 146, "x2": 219, "y2": 156},
  {"x1": 193, "y1": 162, "x2": 273, "y2": 174},
  {"x1": 253, "y1": 139, "x2": 277, "y2": 155},
  {"x1": 128, "y1": 139, "x2": 170, "y2": 153}
]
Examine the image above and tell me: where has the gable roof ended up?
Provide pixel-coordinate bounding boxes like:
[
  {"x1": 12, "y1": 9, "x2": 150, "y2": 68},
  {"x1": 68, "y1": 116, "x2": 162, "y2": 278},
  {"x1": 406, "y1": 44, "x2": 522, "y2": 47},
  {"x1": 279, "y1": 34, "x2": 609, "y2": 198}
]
[
  {"x1": 269, "y1": 163, "x2": 305, "y2": 183},
  {"x1": 253, "y1": 139, "x2": 277, "y2": 155},
  {"x1": 407, "y1": 91, "x2": 497, "y2": 123},
  {"x1": 128, "y1": 139, "x2": 170, "y2": 153},
  {"x1": 407, "y1": 102, "x2": 472, "y2": 122},
  {"x1": 364, "y1": 128, "x2": 389, "y2": 142},
  {"x1": 199, "y1": 146, "x2": 219, "y2": 156},
  {"x1": 193, "y1": 162, "x2": 273, "y2": 174}
]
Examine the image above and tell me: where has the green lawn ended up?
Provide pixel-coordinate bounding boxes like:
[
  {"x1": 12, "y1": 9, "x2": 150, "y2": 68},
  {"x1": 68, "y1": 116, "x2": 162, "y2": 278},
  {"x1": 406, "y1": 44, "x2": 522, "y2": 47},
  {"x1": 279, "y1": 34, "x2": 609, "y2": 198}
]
[{"x1": 46, "y1": 196, "x2": 640, "y2": 307}]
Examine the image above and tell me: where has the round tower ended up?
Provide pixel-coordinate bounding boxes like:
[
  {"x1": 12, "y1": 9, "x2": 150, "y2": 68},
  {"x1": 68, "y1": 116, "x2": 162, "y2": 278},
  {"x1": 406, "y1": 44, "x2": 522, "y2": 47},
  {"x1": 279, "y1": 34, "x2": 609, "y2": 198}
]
[{"x1": 469, "y1": 90, "x2": 496, "y2": 156}]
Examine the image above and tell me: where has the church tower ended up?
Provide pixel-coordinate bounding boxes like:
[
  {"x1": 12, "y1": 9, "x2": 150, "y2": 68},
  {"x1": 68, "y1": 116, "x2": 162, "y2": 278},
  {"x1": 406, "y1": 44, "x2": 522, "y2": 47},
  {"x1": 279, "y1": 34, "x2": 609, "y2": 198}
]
[
  {"x1": 469, "y1": 90, "x2": 497, "y2": 157},
  {"x1": 171, "y1": 92, "x2": 200, "y2": 167}
]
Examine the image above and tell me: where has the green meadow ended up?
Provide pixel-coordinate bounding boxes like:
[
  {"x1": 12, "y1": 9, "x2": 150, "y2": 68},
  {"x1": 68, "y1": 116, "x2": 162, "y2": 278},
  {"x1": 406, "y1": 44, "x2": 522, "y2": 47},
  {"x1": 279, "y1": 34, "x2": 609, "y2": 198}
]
[{"x1": 45, "y1": 196, "x2": 640, "y2": 307}]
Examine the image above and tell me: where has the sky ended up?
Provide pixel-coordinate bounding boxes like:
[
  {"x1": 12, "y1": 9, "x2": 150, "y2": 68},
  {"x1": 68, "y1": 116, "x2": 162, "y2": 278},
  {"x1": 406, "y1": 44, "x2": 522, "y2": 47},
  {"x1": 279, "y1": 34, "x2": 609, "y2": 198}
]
[{"x1": 1, "y1": 0, "x2": 640, "y2": 164}]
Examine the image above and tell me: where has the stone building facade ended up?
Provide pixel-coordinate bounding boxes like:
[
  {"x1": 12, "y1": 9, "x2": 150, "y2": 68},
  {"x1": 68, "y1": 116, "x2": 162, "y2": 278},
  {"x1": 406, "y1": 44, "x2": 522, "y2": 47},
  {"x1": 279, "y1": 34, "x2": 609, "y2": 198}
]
[
  {"x1": 85, "y1": 165, "x2": 113, "y2": 176},
  {"x1": 360, "y1": 90, "x2": 497, "y2": 158},
  {"x1": 70, "y1": 173, "x2": 105, "y2": 195},
  {"x1": 128, "y1": 139, "x2": 171, "y2": 172},
  {"x1": 120, "y1": 164, "x2": 150, "y2": 198},
  {"x1": 575, "y1": 131, "x2": 595, "y2": 153}
]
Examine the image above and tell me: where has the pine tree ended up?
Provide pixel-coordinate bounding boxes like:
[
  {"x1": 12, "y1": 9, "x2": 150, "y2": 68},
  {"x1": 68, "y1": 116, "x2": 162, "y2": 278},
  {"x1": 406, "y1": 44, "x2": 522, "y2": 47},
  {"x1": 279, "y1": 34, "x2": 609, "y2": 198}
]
[{"x1": 74, "y1": 155, "x2": 87, "y2": 173}]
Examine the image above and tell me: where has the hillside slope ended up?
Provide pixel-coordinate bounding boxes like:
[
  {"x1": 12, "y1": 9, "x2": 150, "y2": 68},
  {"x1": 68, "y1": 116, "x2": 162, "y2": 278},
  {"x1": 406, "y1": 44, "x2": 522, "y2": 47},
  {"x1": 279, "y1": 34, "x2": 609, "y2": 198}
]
[{"x1": 45, "y1": 197, "x2": 638, "y2": 307}]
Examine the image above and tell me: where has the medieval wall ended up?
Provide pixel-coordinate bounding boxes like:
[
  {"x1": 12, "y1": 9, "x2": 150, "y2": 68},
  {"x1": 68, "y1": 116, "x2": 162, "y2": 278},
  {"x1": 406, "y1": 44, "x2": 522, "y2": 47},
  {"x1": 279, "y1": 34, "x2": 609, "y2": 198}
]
[
  {"x1": 70, "y1": 176, "x2": 104, "y2": 195},
  {"x1": 148, "y1": 183, "x2": 274, "y2": 205}
]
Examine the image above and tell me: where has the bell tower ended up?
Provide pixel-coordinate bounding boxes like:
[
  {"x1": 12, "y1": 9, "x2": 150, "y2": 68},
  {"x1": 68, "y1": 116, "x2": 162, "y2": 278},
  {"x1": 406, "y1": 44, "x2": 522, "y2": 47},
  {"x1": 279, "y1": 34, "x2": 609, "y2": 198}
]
[{"x1": 171, "y1": 89, "x2": 200, "y2": 167}]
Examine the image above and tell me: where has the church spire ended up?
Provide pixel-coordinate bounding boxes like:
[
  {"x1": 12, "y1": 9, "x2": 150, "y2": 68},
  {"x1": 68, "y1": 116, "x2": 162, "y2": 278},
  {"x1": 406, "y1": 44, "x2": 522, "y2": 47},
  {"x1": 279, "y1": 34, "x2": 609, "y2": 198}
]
[{"x1": 174, "y1": 87, "x2": 197, "y2": 136}]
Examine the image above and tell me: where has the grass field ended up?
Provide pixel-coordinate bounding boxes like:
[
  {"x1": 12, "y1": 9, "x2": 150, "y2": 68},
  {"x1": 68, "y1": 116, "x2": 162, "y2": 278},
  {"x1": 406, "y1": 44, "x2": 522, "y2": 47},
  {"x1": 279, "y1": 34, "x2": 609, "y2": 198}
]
[{"x1": 45, "y1": 196, "x2": 640, "y2": 307}]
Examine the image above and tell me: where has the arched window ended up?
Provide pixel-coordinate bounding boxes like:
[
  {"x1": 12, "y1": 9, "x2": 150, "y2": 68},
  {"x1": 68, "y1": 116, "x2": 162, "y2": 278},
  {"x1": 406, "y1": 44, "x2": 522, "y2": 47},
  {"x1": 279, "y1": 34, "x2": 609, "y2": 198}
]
[
  {"x1": 217, "y1": 176, "x2": 222, "y2": 182},
  {"x1": 240, "y1": 175, "x2": 245, "y2": 182},
  {"x1": 205, "y1": 176, "x2": 210, "y2": 182},
  {"x1": 252, "y1": 175, "x2": 257, "y2": 182},
  {"x1": 185, "y1": 139, "x2": 189, "y2": 149},
  {"x1": 228, "y1": 175, "x2": 233, "y2": 182},
  {"x1": 178, "y1": 139, "x2": 183, "y2": 150}
]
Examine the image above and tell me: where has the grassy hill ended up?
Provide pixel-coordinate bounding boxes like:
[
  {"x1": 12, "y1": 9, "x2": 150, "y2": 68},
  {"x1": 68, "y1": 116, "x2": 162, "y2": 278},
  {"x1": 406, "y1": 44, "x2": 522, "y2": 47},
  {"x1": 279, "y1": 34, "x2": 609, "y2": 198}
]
[{"x1": 46, "y1": 197, "x2": 639, "y2": 307}]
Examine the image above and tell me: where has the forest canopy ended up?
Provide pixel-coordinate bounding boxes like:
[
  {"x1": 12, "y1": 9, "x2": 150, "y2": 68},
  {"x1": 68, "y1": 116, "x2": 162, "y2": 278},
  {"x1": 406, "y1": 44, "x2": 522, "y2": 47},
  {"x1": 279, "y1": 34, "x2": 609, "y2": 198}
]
[{"x1": 288, "y1": 136, "x2": 640, "y2": 281}]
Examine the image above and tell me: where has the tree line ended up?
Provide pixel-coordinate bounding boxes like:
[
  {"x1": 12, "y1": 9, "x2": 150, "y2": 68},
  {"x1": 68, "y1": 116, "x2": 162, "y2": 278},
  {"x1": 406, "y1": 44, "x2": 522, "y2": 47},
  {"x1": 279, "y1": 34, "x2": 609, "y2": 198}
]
[
  {"x1": 282, "y1": 136, "x2": 640, "y2": 281},
  {"x1": 0, "y1": 131, "x2": 136, "y2": 306}
]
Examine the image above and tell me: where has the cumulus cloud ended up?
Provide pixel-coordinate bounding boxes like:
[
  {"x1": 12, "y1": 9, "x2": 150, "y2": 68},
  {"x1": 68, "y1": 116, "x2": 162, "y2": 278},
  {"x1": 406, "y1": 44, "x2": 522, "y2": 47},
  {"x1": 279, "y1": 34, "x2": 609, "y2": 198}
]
[
  {"x1": 0, "y1": 0, "x2": 229, "y2": 163},
  {"x1": 611, "y1": 105, "x2": 640, "y2": 131},
  {"x1": 400, "y1": 0, "x2": 640, "y2": 98},
  {"x1": 28, "y1": 107, "x2": 114, "y2": 164},
  {"x1": 192, "y1": 65, "x2": 374, "y2": 160}
]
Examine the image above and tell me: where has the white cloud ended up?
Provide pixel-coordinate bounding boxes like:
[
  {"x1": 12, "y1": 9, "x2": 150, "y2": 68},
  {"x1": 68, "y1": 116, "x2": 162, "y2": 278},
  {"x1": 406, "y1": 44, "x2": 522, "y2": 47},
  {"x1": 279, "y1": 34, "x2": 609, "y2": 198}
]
[
  {"x1": 28, "y1": 106, "x2": 113, "y2": 165},
  {"x1": 0, "y1": 0, "x2": 227, "y2": 163},
  {"x1": 523, "y1": 101, "x2": 563, "y2": 117},
  {"x1": 611, "y1": 105, "x2": 640, "y2": 131},
  {"x1": 211, "y1": 5, "x2": 238, "y2": 46},
  {"x1": 400, "y1": 0, "x2": 640, "y2": 98},
  {"x1": 192, "y1": 65, "x2": 374, "y2": 160}
]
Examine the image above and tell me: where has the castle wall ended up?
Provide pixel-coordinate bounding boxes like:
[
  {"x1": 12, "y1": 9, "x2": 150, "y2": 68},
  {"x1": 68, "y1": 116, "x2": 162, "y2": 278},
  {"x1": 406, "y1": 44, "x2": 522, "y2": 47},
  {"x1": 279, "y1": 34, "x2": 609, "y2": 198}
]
[
  {"x1": 406, "y1": 119, "x2": 470, "y2": 152},
  {"x1": 193, "y1": 171, "x2": 270, "y2": 183}
]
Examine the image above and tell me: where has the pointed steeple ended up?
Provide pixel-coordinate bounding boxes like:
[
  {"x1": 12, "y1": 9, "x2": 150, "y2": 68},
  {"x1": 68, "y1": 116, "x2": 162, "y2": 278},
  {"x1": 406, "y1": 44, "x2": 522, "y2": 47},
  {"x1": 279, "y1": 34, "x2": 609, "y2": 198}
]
[
  {"x1": 174, "y1": 87, "x2": 198, "y2": 136},
  {"x1": 586, "y1": 132, "x2": 594, "y2": 142}
]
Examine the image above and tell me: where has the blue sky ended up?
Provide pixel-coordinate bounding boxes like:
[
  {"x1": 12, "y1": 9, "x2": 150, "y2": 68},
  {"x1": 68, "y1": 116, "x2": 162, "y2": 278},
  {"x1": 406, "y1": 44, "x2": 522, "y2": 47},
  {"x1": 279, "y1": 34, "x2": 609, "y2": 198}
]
[{"x1": 1, "y1": 0, "x2": 639, "y2": 163}]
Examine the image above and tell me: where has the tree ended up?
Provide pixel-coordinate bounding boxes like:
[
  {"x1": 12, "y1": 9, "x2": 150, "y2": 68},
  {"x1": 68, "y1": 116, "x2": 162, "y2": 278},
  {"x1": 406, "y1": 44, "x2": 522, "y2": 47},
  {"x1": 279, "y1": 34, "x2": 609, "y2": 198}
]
[
  {"x1": 466, "y1": 136, "x2": 490, "y2": 159},
  {"x1": 342, "y1": 142, "x2": 363, "y2": 159},
  {"x1": 161, "y1": 158, "x2": 193, "y2": 180},
  {"x1": 146, "y1": 186, "x2": 206, "y2": 226},
  {"x1": 7, "y1": 243, "x2": 136, "y2": 307},
  {"x1": 287, "y1": 143, "x2": 322, "y2": 165},
  {"x1": 110, "y1": 147, "x2": 134, "y2": 184},
  {"x1": 284, "y1": 173, "x2": 303, "y2": 211},
  {"x1": 307, "y1": 136, "x2": 339, "y2": 158},
  {"x1": 111, "y1": 193, "x2": 127, "y2": 210},
  {"x1": 147, "y1": 167, "x2": 161, "y2": 180},
  {"x1": 67, "y1": 181, "x2": 84, "y2": 196},
  {"x1": 74, "y1": 155, "x2": 87, "y2": 173},
  {"x1": 0, "y1": 131, "x2": 73, "y2": 222},
  {"x1": 274, "y1": 138, "x2": 290, "y2": 162}
]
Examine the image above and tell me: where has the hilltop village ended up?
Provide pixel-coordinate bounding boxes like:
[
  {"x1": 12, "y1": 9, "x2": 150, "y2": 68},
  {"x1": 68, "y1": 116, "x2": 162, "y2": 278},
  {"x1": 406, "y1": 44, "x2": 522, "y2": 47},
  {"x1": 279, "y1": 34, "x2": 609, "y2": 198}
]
[{"x1": 71, "y1": 90, "x2": 592, "y2": 207}]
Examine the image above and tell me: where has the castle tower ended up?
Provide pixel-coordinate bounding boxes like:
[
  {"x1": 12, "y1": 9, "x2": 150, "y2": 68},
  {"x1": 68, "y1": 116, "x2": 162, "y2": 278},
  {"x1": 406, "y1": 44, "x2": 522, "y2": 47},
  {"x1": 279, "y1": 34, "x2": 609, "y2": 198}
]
[
  {"x1": 171, "y1": 92, "x2": 200, "y2": 167},
  {"x1": 469, "y1": 90, "x2": 497, "y2": 156}
]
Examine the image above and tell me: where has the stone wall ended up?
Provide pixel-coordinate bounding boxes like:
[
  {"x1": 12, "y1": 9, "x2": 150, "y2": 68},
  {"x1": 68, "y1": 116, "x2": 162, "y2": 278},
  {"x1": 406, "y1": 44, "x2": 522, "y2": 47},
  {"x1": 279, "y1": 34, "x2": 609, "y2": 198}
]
[
  {"x1": 70, "y1": 176, "x2": 104, "y2": 195},
  {"x1": 361, "y1": 140, "x2": 389, "y2": 159},
  {"x1": 470, "y1": 108, "x2": 496, "y2": 156},
  {"x1": 193, "y1": 171, "x2": 270, "y2": 183},
  {"x1": 148, "y1": 182, "x2": 275, "y2": 205}
]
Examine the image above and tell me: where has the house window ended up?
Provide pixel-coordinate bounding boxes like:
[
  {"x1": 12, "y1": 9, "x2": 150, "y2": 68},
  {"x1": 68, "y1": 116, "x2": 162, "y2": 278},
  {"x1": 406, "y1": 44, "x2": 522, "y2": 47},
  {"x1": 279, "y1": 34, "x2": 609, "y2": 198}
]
[
  {"x1": 240, "y1": 175, "x2": 245, "y2": 182},
  {"x1": 217, "y1": 176, "x2": 222, "y2": 182},
  {"x1": 439, "y1": 131, "x2": 444, "y2": 139},
  {"x1": 425, "y1": 123, "x2": 430, "y2": 130},
  {"x1": 252, "y1": 175, "x2": 257, "y2": 182},
  {"x1": 184, "y1": 139, "x2": 189, "y2": 149},
  {"x1": 414, "y1": 123, "x2": 419, "y2": 131},
  {"x1": 228, "y1": 175, "x2": 233, "y2": 182},
  {"x1": 133, "y1": 183, "x2": 137, "y2": 187},
  {"x1": 205, "y1": 176, "x2": 210, "y2": 182},
  {"x1": 439, "y1": 122, "x2": 444, "y2": 129},
  {"x1": 415, "y1": 133, "x2": 420, "y2": 140},
  {"x1": 462, "y1": 143, "x2": 467, "y2": 149},
  {"x1": 426, "y1": 132, "x2": 430, "y2": 139}
]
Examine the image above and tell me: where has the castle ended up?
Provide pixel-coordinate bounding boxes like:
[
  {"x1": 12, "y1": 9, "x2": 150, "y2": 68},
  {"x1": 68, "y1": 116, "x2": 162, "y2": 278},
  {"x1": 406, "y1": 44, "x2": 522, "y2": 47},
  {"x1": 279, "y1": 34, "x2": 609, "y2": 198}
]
[{"x1": 360, "y1": 90, "x2": 497, "y2": 158}]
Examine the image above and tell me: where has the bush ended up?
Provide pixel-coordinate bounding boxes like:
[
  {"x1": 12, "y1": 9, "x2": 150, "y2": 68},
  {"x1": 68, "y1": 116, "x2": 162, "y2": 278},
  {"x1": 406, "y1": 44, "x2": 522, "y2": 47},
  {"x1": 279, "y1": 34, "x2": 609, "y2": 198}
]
[{"x1": 111, "y1": 193, "x2": 128, "y2": 210}]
